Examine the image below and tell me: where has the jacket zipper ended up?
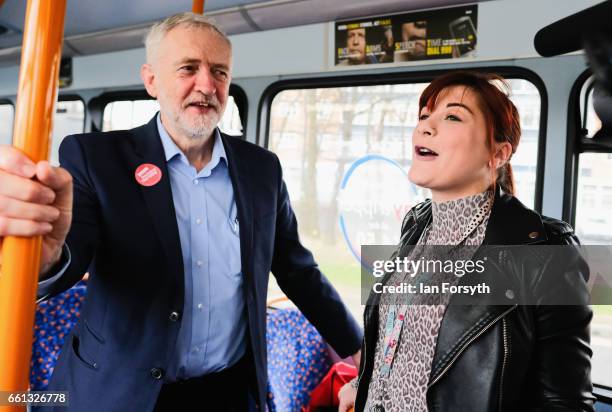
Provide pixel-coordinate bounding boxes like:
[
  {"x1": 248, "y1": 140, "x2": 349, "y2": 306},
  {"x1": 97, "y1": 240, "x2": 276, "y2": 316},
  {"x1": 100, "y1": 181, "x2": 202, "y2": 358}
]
[
  {"x1": 499, "y1": 317, "x2": 509, "y2": 412},
  {"x1": 428, "y1": 305, "x2": 517, "y2": 388},
  {"x1": 356, "y1": 333, "x2": 367, "y2": 392}
]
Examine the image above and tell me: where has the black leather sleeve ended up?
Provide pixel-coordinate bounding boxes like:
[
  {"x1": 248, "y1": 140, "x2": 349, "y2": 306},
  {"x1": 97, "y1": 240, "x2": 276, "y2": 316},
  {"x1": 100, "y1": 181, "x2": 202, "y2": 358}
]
[{"x1": 530, "y1": 228, "x2": 595, "y2": 411}]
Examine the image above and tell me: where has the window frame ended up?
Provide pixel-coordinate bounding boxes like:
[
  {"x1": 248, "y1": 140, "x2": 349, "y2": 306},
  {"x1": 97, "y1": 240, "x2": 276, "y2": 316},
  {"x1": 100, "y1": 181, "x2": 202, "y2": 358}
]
[
  {"x1": 581, "y1": 79, "x2": 596, "y2": 133},
  {"x1": 565, "y1": 69, "x2": 612, "y2": 394},
  {"x1": 562, "y1": 69, "x2": 612, "y2": 225},
  {"x1": 594, "y1": 383, "x2": 612, "y2": 403},
  {"x1": 88, "y1": 84, "x2": 248, "y2": 137},
  {"x1": 0, "y1": 98, "x2": 15, "y2": 142},
  {"x1": 56, "y1": 94, "x2": 87, "y2": 134},
  {"x1": 0, "y1": 97, "x2": 84, "y2": 145},
  {"x1": 258, "y1": 66, "x2": 548, "y2": 212}
]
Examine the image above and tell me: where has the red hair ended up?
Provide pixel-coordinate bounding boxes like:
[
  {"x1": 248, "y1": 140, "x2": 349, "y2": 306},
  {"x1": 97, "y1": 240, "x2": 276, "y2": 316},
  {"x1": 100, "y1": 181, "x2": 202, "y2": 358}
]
[{"x1": 418, "y1": 71, "x2": 521, "y2": 195}]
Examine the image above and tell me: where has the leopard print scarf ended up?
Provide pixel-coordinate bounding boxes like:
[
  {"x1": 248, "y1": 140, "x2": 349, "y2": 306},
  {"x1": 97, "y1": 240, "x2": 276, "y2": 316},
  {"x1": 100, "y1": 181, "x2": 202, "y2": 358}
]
[{"x1": 364, "y1": 190, "x2": 494, "y2": 412}]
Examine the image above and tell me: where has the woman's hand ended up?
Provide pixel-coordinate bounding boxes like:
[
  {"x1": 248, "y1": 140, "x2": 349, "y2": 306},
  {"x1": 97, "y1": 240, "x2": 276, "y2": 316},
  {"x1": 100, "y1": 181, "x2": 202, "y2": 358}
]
[{"x1": 338, "y1": 381, "x2": 357, "y2": 412}]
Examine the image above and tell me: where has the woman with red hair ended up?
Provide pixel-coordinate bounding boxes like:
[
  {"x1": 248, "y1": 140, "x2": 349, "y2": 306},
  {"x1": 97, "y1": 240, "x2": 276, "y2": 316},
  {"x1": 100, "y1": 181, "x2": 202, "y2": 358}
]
[{"x1": 339, "y1": 71, "x2": 593, "y2": 411}]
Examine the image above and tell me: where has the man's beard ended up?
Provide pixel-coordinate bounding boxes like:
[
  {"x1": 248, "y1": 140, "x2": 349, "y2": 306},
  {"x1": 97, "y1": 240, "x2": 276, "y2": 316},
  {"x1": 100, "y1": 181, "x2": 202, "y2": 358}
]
[
  {"x1": 174, "y1": 110, "x2": 220, "y2": 140},
  {"x1": 162, "y1": 92, "x2": 224, "y2": 140}
]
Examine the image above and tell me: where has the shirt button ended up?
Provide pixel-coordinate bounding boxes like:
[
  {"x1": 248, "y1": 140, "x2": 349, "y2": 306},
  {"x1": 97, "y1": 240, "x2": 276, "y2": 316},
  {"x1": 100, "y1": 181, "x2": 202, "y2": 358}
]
[
  {"x1": 193, "y1": 179, "x2": 199, "y2": 185},
  {"x1": 196, "y1": 218, "x2": 202, "y2": 225},
  {"x1": 196, "y1": 260, "x2": 203, "y2": 267},
  {"x1": 150, "y1": 368, "x2": 164, "y2": 380},
  {"x1": 169, "y1": 311, "x2": 180, "y2": 322},
  {"x1": 197, "y1": 303, "x2": 203, "y2": 310}
]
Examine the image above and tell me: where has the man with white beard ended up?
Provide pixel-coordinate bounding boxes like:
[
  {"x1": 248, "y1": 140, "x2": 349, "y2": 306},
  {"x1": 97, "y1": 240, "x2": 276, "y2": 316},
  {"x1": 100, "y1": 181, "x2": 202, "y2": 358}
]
[{"x1": 0, "y1": 12, "x2": 362, "y2": 412}]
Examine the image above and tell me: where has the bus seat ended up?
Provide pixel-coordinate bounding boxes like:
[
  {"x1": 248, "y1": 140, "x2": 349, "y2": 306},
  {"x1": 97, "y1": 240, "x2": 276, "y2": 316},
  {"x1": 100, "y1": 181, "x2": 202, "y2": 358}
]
[
  {"x1": 30, "y1": 279, "x2": 88, "y2": 391},
  {"x1": 266, "y1": 307, "x2": 331, "y2": 412}
]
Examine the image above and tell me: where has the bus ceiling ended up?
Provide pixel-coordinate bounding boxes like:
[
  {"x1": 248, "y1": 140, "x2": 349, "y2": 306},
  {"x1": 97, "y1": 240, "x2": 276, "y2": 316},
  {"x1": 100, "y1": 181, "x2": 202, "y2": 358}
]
[{"x1": 0, "y1": 0, "x2": 494, "y2": 67}]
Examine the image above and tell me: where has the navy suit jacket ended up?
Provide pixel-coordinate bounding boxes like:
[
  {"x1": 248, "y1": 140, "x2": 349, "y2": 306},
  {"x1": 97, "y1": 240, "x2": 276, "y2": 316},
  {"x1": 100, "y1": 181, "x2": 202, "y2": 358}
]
[{"x1": 37, "y1": 116, "x2": 362, "y2": 411}]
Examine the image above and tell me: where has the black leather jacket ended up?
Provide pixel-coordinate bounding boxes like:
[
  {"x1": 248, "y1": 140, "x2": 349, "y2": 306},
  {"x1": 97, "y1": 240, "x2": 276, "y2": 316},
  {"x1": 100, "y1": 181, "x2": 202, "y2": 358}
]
[{"x1": 355, "y1": 191, "x2": 595, "y2": 411}]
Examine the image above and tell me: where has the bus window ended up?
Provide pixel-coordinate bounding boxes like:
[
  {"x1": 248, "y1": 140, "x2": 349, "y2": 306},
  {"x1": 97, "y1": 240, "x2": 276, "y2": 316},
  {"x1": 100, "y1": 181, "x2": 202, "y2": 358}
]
[
  {"x1": 0, "y1": 102, "x2": 14, "y2": 146},
  {"x1": 103, "y1": 99, "x2": 159, "y2": 131},
  {"x1": 50, "y1": 99, "x2": 85, "y2": 166},
  {"x1": 576, "y1": 153, "x2": 612, "y2": 246},
  {"x1": 266, "y1": 78, "x2": 543, "y2": 319},
  {"x1": 219, "y1": 96, "x2": 243, "y2": 136},
  {"x1": 574, "y1": 84, "x2": 612, "y2": 388},
  {"x1": 506, "y1": 79, "x2": 541, "y2": 210},
  {"x1": 102, "y1": 96, "x2": 243, "y2": 136}
]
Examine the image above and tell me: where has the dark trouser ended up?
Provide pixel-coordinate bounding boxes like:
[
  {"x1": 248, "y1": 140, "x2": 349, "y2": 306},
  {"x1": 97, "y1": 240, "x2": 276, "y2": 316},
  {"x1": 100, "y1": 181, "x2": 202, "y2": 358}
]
[{"x1": 154, "y1": 356, "x2": 250, "y2": 412}]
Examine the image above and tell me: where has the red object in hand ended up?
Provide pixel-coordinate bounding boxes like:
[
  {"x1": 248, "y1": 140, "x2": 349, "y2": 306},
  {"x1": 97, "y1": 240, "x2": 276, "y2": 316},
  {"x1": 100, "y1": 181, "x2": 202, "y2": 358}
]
[{"x1": 304, "y1": 362, "x2": 358, "y2": 411}]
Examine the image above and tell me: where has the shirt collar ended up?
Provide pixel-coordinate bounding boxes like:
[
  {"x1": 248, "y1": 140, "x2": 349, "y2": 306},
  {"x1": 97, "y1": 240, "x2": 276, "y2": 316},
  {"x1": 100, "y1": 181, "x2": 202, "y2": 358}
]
[
  {"x1": 428, "y1": 189, "x2": 494, "y2": 245},
  {"x1": 156, "y1": 112, "x2": 227, "y2": 167}
]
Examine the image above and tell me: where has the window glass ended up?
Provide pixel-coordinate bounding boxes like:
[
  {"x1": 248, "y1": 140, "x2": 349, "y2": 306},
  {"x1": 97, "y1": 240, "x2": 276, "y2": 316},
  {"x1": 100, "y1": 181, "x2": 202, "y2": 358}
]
[
  {"x1": 0, "y1": 101, "x2": 84, "y2": 164},
  {"x1": 267, "y1": 78, "x2": 542, "y2": 320},
  {"x1": 575, "y1": 154, "x2": 612, "y2": 388},
  {"x1": 0, "y1": 103, "x2": 14, "y2": 145},
  {"x1": 51, "y1": 100, "x2": 85, "y2": 166},
  {"x1": 574, "y1": 78, "x2": 611, "y2": 388},
  {"x1": 103, "y1": 100, "x2": 159, "y2": 131},
  {"x1": 102, "y1": 96, "x2": 243, "y2": 136},
  {"x1": 585, "y1": 86, "x2": 602, "y2": 137},
  {"x1": 219, "y1": 96, "x2": 243, "y2": 136},
  {"x1": 507, "y1": 79, "x2": 541, "y2": 209}
]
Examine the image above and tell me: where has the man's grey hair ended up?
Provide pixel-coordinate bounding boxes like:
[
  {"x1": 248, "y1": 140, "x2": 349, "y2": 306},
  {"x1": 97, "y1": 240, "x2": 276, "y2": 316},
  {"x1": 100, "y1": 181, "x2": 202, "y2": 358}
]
[{"x1": 144, "y1": 12, "x2": 231, "y2": 64}]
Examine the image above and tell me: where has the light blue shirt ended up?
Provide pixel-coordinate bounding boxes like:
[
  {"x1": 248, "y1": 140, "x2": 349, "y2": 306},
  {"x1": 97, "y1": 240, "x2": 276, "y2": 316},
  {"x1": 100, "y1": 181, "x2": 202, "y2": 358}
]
[{"x1": 157, "y1": 114, "x2": 246, "y2": 380}]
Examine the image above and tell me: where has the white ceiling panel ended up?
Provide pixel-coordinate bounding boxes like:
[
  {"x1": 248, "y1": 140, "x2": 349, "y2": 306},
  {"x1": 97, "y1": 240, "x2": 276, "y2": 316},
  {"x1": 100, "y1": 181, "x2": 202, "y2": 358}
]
[{"x1": 0, "y1": 0, "x2": 493, "y2": 66}]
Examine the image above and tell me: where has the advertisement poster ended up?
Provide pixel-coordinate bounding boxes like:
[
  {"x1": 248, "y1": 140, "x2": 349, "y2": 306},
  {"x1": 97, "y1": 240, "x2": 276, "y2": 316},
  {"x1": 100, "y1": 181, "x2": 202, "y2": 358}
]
[{"x1": 335, "y1": 5, "x2": 477, "y2": 66}]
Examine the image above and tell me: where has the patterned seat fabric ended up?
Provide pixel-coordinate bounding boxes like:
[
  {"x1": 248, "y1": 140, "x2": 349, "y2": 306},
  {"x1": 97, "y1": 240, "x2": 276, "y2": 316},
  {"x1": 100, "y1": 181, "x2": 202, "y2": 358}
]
[
  {"x1": 31, "y1": 286, "x2": 329, "y2": 411},
  {"x1": 266, "y1": 308, "x2": 331, "y2": 412},
  {"x1": 30, "y1": 280, "x2": 87, "y2": 391}
]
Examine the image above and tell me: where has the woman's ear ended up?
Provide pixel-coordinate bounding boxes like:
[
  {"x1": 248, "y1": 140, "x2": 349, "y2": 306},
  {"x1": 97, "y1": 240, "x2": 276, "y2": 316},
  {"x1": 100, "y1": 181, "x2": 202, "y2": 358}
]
[{"x1": 493, "y1": 141, "x2": 513, "y2": 169}]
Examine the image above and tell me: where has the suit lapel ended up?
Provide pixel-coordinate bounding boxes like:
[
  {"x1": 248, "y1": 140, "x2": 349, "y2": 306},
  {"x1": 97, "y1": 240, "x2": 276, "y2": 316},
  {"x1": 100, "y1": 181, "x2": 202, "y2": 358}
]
[
  {"x1": 221, "y1": 134, "x2": 254, "y2": 282},
  {"x1": 123, "y1": 117, "x2": 184, "y2": 292}
]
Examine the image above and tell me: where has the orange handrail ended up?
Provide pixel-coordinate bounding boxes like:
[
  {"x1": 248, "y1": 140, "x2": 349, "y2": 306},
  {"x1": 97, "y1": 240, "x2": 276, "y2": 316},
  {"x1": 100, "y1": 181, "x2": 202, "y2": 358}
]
[
  {"x1": 192, "y1": 0, "x2": 205, "y2": 14},
  {"x1": 0, "y1": 0, "x2": 67, "y2": 409}
]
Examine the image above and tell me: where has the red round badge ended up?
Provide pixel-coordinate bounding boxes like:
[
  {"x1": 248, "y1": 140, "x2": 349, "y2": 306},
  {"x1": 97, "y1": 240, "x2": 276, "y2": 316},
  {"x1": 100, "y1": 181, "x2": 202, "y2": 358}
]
[{"x1": 135, "y1": 163, "x2": 162, "y2": 187}]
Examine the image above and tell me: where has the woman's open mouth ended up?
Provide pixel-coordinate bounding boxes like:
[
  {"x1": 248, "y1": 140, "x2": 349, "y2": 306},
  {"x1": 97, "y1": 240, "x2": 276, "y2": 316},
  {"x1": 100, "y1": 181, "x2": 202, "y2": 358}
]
[{"x1": 414, "y1": 145, "x2": 439, "y2": 161}]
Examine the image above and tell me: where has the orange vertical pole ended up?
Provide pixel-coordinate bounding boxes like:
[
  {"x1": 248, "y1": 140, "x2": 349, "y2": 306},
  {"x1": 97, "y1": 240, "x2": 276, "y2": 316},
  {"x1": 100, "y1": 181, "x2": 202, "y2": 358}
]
[
  {"x1": 192, "y1": 0, "x2": 205, "y2": 14},
  {"x1": 0, "y1": 0, "x2": 67, "y2": 410}
]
